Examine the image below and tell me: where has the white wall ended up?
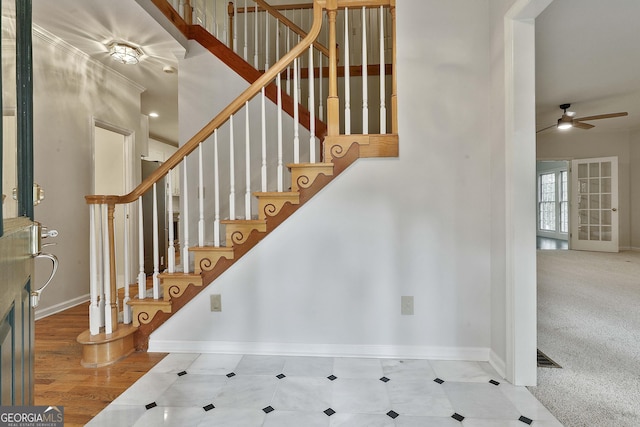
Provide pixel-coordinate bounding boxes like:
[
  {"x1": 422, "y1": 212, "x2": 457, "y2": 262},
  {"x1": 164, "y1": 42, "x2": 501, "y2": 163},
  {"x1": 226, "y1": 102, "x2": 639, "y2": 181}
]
[
  {"x1": 178, "y1": 41, "x2": 312, "y2": 246},
  {"x1": 537, "y1": 129, "x2": 633, "y2": 249},
  {"x1": 32, "y1": 27, "x2": 145, "y2": 318},
  {"x1": 151, "y1": 0, "x2": 495, "y2": 361}
]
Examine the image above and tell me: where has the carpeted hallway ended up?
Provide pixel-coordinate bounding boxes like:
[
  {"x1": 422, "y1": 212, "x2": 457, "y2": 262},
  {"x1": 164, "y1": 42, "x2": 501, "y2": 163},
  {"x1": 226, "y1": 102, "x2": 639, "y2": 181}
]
[{"x1": 530, "y1": 249, "x2": 640, "y2": 426}]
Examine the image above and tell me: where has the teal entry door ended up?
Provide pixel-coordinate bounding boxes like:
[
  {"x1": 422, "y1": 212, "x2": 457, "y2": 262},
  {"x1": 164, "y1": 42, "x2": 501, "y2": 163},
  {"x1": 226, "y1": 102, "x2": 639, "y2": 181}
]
[{"x1": 1, "y1": 0, "x2": 35, "y2": 405}]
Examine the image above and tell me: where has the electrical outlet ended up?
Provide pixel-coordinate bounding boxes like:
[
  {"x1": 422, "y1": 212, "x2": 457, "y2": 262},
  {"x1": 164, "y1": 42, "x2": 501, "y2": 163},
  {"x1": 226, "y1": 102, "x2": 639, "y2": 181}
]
[
  {"x1": 210, "y1": 294, "x2": 222, "y2": 312},
  {"x1": 401, "y1": 296, "x2": 414, "y2": 315}
]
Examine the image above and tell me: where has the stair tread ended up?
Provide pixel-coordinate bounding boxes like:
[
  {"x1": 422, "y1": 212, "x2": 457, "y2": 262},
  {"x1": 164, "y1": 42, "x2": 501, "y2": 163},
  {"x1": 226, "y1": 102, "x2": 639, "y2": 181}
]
[
  {"x1": 127, "y1": 299, "x2": 172, "y2": 306},
  {"x1": 189, "y1": 246, "x2": 235, "y2": 252},
  {"x1": 287, "y1": 162, "x2": 333, "y2": 168},
  {"x1": 220, "y1": 219, "x2": 267, "y2": 224},
  {"x1": 253, "y1": 191, "x2": 299, "y2": 197}
]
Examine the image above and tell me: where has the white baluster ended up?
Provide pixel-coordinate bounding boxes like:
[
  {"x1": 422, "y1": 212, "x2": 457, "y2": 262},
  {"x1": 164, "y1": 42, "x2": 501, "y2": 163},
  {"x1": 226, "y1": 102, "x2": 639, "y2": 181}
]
[
  {"x1": 233, "y1": 0, "x2": 238, "y2": 53},
  {"x1": 286, "y1": 29, "x2": 291, "y2": 94},
  {"x1": 102, "y1": 204, "x2": 113, "y2": 334},
  {"x1": 253, "y1": 5, "x2": 259, "y2": 68},
  {"x1": 277, "y1": 72, "x2": 284, "y2": 192},
  {"x1": 137, "y1": 197, "x2": 145, "y2": 299},
  {"x1": 89, "y1": 204, "x2": 100, "y2": 335},
  {"x1": 182, "y1": 157, "x2": 190, "y2": 273},
  {"x1": 152, "y1": 183, "x2": 160, "y2": 300},
  {"x1": 198, "y1": 143, "x2": 205, "y2": 247},
  {"x1": 212, "y1": 0, "x2": 218, "y2": 38},
  {"x1": 308, "y1": 45, "x2": 316, "y2": 163},
  {"x1": 344, "y1": 7, "x2": 351, "y2": 135},
  {"x1": 167, "y1": 169, "x2": 176, "y2": 273},
  {"x1": 123, "y1": 203, "x2": 131, "y2": 324},
  {"x1": 223, "y1": 0, "x2": 229, "y2": 45},
  {"x1": 214, "y1": 131, "x2": 221, "y2": 247},
  {"x1": 379, "y1": 5, "x2": 387, "y2": 134},
  {"x1": 97, "y1": 206, "x2": 105, "y2": 327},
  {"x1": 318, "y1": 49, "x2": 324, "y2": 122},
  {"x1": 293, "y1": 57, "x2": 300, "y2": 163},
  {"x1": 264, "y1": 10, "x2": 270, "y2": 70},
  {"x1": 362, "y1": 6, "x2": 369, "y2": 134},
  {"x1": 229, "y1": 115, "x2": 236, "y2": 220},
  {"x1": 243, "y1": 0, "x2": 248, "y2": 61},
  {"x1": 261, "y1": 87, "x2": 267, "y2": 192},
  {"x1": 179, "y1": 0, "x2": 186, "y2": 20},
  {"x1": 245, "y1": 101, "x2": 252, "y2": 220}
]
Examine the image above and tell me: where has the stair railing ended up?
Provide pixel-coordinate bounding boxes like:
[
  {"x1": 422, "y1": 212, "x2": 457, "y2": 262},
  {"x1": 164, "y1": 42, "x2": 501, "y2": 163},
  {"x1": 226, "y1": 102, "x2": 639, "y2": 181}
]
[{"x1": 85, "y1": 0, "x2": 396, "y2": 337}]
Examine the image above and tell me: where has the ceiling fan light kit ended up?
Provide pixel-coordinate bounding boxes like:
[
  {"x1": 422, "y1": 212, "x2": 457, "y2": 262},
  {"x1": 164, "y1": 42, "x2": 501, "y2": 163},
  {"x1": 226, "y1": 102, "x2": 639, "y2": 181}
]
[{"x1": 537, "y1": 103, "x2": 629, "y2": 133}]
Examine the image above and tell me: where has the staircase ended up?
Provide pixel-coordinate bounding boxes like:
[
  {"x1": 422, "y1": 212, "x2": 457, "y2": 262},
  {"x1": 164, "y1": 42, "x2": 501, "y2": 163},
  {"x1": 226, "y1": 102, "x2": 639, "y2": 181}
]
[{"x1": 78, "y1": 0, "x2": 398, "y2": 367}]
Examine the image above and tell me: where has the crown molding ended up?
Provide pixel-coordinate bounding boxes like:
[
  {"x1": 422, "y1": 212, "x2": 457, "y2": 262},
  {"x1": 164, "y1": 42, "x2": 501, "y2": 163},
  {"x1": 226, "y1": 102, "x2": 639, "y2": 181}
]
[{"x1": 32, "y1": 24, "x2": 146, "y2": 94}]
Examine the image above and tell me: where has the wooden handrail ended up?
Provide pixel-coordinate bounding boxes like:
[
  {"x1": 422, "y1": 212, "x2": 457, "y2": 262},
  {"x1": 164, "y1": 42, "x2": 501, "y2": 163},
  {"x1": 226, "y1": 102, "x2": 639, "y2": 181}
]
[
  {"x1": 252, "y1": 0, "x2": 330, "y2": 59},
  {"x1": 87, "y1": 1, "x2": 324, "y2": 206}
]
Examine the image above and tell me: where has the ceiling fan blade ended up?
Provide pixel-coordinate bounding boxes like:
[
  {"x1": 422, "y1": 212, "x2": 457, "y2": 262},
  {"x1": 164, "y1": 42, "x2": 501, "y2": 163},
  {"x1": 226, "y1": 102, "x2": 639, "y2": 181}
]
[
  {"x1": 573, "y1": 112, "x2": 628, "y2": 121},
  {"x1": 536, "y1": 124, "x2": 558, "y2": 133},
  {"x1": 572, "y1": 121, "x2": 595, "y2": 130}
]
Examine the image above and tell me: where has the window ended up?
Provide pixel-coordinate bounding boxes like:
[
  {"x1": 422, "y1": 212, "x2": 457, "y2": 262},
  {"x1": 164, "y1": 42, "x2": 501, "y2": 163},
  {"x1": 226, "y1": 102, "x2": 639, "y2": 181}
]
[{"x1": 537, "y1": 168, "x2": 568, "y2": 235}]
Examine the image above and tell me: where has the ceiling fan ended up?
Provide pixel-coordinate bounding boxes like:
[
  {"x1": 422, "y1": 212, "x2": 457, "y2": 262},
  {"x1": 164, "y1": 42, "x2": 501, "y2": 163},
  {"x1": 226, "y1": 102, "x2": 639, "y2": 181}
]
[{"x1": 536, "y1": 103, "x2": 628, "y2": 133}]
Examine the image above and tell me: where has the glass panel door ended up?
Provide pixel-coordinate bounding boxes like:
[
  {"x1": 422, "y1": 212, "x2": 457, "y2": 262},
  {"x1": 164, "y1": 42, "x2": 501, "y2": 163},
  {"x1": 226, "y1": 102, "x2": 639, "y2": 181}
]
[{"x1": 571, "y1": 157, "x2": 619, "y2": 252}]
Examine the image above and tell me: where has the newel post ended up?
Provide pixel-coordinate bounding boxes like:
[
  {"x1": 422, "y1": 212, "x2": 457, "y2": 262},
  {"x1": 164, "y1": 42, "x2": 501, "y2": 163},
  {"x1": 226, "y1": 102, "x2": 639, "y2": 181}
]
[
  {"x1": 105, "y1": 202, "x2": 119, "y2": 332},
  {"x1": 326, "y1": 0, "x2": 340, "y2": 136},
  {"x1": 390, "y1": 0, "x2": 398, "y2": 133}
]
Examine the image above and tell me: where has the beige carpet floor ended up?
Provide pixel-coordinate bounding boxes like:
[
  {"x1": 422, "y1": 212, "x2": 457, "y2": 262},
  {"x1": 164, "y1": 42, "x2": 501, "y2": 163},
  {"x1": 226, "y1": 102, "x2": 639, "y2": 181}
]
[{"x1": 529, "y1": 249, "x2": 640, "y2": 426}]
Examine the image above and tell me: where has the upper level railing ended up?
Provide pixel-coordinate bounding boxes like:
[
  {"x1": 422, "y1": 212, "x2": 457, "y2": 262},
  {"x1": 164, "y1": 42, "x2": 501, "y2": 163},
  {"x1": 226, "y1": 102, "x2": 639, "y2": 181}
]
[{"x1": 85, "y1": 0, "x2": 396, "y2": 336}]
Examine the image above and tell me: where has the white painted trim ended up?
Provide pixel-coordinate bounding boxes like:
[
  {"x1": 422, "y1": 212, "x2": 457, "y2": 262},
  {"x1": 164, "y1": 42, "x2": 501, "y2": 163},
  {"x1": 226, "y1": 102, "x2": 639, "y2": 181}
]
[
  {"x1": 504, "y1": 0, "x2": 554, "y2": 386},
  {"x1": 489, "y1": 349, "x2": 507, "y2": 380},
  {"x1": 148, "y1": 340, "x2": 491, "y2": 362},
  {"x1": 32, "y1": 25, "x2": 146, "y2": 94},
  {"x1": 35, "y1": 294, "x2": 90, "y2": 321}
]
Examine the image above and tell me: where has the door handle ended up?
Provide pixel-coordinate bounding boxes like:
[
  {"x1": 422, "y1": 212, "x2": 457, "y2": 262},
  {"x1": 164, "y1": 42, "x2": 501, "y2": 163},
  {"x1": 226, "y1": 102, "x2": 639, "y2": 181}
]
[
  {"x1": 612, "y1": 208, "x2": 618, "y2": 212},
  {"x1": 31, "y1": 253, "x2": 59, "y2": 308},
  {"x1": 30, "y1": 221, "x2": 60, "y2": 308}
]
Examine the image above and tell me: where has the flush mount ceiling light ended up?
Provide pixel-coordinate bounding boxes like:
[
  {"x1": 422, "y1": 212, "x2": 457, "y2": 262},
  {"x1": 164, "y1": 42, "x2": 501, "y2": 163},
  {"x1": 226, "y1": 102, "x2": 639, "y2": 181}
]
[{"x1": 109, "y1": 42, "x2": 143, "y2": 65}]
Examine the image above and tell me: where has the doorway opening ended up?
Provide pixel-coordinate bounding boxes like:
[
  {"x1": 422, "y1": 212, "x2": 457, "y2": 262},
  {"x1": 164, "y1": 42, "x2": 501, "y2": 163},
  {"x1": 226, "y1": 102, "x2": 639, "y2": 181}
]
[{"x1": 92, "y1": 121, "x2": 134, "y2": 291}]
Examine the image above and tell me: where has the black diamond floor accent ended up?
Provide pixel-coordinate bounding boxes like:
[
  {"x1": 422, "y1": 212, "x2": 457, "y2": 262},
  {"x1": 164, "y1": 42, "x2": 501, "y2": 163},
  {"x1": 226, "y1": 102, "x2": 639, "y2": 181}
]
[
  {"x1": 177, "y1": 370, "x2": 187, "y2": 377},
  {"x1": 276, "y1": 373, "x2": 286, "y2": 379},
  {"x1": 489, "y1": 379, "x2": 500, "y2": 386},
  {"x1": 386, "y1": 410, "x2": 399, "y2": 419},
  {"x1": 226, "y1": 372, "x2": 236, "y2": 378},
  {"x1": 434, "y1": 378, "x2": 444, "y2": 384},
  {"x1": 203, "y1": 404, "x2": 215, "y2": 411},
  {"x1": 379, "y1": 376, "x2": 390, "y2": 383},
  {"x1": 519, "y1": 415, "x2": 533, "y2": 425},
  {"x1": 145, "y1": 402, "x2": 157, "y2": 410},
  {"x1": 324, "y1": 408, "x2": 336, "y2": 416},
  {"x1": 451, "y1": 413, "x2": 465, "y2": 422},
  {"x1": 327, "y1": 375, "x2": 337, "y2": 381},
  {"x1": 263, "y1": 406, "x2": 275, "y2": 414}
]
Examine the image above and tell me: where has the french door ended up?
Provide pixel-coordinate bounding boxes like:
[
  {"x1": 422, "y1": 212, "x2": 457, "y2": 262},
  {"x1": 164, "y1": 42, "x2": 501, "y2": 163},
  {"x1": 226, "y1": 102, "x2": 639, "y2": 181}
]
[{"x1": 570, "y1": 156, "x2": 619, "y2": 252}]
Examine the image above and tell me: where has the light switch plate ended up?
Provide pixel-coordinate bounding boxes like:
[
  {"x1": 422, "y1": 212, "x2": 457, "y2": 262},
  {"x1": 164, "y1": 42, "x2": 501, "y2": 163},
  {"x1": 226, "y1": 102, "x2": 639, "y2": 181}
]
[{"x1": 210, "y1": 294, "x2": 222, "y2": 312}]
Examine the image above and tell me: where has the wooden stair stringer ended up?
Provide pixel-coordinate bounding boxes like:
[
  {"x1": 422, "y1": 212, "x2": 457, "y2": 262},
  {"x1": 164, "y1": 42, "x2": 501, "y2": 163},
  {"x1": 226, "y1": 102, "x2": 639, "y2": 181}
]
[
  {"x1": 147, "y1": 0, "x2": 327, "y2": 138},
  {"x1": 132, "y1": 141, "x2": 362, "y2": 351}
]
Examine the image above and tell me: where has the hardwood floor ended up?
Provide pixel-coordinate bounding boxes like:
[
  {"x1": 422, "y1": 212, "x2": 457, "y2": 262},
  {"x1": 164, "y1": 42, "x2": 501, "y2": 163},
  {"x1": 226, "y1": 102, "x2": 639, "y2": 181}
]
[{"x1": 34, "y1": 303, "x2": 167, "y2": 427}]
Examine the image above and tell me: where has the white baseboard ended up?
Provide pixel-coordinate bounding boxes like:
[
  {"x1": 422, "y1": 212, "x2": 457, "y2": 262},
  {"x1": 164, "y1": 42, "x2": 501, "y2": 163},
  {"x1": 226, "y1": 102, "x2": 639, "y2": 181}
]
[
  {"x1": 489, "y1": 349, "x2": 507, "y2": 379},
  {"x1": 148, "y1": 340, "x2": 490, "y2": 361},
  {"x1": 35, "y1": 294, "x2": 89, "y2": 320}
]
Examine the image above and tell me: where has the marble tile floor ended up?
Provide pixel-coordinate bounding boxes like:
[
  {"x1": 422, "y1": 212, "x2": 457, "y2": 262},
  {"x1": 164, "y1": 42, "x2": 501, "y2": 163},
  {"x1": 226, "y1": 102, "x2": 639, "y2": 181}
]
[{"x1": 88, "y1": 354, "x2": 562, "y2": 427}]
